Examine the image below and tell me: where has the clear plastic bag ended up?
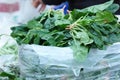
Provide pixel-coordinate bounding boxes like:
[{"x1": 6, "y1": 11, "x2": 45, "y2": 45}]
[
  {"x1": 0, "y1": 35, "x2": 19, "y2": 80},
  {"x1": 19, "y1": 43, "x2": 120, "y2": 80},
  {"x1": 17, "y1": 0, "x2": 40, "y2": 23},
  {"x1": 0, "y1": 54, "x2": 18, "y2": 80}
]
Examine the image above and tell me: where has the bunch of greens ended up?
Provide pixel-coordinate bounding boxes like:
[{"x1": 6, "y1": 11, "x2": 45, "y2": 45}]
[
  {"x1": 11, "y1": 0, "x2": 120, "y2": 62},
  {"x1": 0, "y1": 35, "x2": 18, "y2": 55}
]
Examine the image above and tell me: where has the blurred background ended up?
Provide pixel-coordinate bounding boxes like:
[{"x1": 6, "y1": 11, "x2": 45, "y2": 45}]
[{"x1": 0, "y1": 0, "x2": 52, "y2": 35}]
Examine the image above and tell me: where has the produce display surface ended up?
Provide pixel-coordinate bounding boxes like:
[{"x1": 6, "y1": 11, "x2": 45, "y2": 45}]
[{"x1": 0, "y1": 0, "x2": 120, "y2": 80}]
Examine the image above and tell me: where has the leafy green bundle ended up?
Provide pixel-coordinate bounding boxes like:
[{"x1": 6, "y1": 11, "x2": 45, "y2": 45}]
[{"x1": 11, "y1": 0, "x2": 120, "y2": 61}]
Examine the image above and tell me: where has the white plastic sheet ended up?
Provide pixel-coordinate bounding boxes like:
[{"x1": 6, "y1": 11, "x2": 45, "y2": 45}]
[{"x1": 19, "y1": 43, "x2": 120, "y2": 80}]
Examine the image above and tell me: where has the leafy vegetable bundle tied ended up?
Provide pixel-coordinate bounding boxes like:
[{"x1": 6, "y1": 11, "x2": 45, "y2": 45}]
[{"x1": 11, "y1": 0, "x2": 120, "y2": 61}]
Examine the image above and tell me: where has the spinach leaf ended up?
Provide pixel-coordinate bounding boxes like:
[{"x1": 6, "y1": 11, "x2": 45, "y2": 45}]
[{"x1": 79, "y1": 0, "x2": 114, "y2": 13}]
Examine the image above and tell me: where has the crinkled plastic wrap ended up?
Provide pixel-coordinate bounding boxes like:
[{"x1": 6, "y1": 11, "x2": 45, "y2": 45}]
[
  {"x1": 19, "y1": 43, "x2": 120, "y2": 80},
  {"x1": 0, "y1": 55, "x2": 18, "y2": 80}
]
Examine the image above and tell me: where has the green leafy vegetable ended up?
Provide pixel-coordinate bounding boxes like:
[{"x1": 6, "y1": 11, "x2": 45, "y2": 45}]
[
  {"x1": 79, "y1": 0, "x2": 119, "y2": 13},
  {"x1": 10, "y1": 0, "x2": 120, "y2": 62}
]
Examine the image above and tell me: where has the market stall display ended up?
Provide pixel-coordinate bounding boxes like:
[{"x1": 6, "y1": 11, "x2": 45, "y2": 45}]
[
  {"x1": 0, "y1": 0, "x2": 120, "y2": 80},
  {"x1": 11, "y1": 0, "x2": 120, "y2": 80}
]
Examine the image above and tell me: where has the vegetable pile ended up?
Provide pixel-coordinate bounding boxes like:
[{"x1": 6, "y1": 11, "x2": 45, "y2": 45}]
[{"x1": 11, "y1": 0, "x2": 120, "y2": 61}]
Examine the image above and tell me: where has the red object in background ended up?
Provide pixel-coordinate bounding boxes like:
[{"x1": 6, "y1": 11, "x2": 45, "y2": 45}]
[{"x1": 0, "y1": 2, "x2": 19, "y2": 12}]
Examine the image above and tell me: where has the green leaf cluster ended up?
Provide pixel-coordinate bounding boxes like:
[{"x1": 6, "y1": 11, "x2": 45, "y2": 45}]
[{"x1": 11, "y1": 0, "x2": 120, "y2": 62}]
